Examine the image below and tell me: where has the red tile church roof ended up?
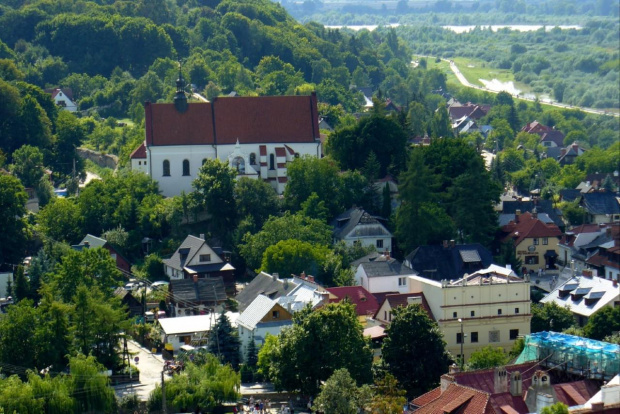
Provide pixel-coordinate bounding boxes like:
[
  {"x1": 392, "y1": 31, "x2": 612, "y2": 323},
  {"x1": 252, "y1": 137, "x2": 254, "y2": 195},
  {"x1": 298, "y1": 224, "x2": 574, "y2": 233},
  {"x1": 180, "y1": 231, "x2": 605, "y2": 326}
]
[
  {"x1": 145, "y1": 94, "x2": 319, "y2": 146},
  {"x1": 130, "y1": 142, "x2": 146, "y2": 159}
]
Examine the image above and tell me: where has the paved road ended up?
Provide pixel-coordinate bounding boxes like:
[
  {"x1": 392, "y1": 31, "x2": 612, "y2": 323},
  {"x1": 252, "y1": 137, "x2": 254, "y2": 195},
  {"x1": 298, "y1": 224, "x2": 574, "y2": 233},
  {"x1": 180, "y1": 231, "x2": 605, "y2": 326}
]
[
  {"x1": 113, "y1": 340, "x2": 165, "y2": 402},
  {"x1": 416, "y1": 55, "x2": 619, "y2": 118}
]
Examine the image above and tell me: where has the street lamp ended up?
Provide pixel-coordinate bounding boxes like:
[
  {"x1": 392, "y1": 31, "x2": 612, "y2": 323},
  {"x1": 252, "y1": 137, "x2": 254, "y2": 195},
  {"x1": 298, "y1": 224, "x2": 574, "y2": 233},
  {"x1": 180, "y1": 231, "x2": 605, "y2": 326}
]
[{"x1": 458, "y1": 318, "x2": 464, "y2": 370}]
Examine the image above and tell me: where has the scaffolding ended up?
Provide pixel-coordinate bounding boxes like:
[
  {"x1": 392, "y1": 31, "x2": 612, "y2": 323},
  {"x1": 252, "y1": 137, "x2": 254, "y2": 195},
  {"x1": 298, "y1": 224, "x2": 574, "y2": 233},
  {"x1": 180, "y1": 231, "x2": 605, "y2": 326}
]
[{"x1": 516, "y1": 331, "x2": 620, "y2": 381}]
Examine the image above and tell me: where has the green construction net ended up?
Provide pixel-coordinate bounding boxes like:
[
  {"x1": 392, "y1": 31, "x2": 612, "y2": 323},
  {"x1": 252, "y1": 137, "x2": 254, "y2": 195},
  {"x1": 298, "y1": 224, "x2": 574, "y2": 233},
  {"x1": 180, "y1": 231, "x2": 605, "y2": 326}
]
[{"x1": 516, "y1": 331, "x2": 620, "y2": 381}]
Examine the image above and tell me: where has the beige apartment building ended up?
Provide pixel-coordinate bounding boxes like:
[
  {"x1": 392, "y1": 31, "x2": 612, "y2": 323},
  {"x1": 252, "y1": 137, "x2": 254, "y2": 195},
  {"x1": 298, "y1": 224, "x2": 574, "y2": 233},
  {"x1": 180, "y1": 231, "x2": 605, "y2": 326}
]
[{"x1": 409, "y1": 265, "x2": 531, "y2": 362}]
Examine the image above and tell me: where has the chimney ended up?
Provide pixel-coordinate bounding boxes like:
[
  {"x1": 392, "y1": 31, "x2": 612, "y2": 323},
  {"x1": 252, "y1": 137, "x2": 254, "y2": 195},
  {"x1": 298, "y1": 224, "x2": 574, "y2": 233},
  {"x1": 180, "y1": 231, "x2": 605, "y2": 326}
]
[
  {"x1": 582, "y1": 269, "x2": 593, "y2": 278},
  {"x1": 300, "y1": 271, "x2": 306, "y2": 280},
  {"x1": 510, "y1": 371, "x2": 523, "y2": 396},
  {"x1": 494, "y1": 367, "x2": 508, "y2": 393},
  {"x1": 308, "y1": 275, "x2": 315, "y2": 283},
  {"x1": 83, "y1": 241, "x2": 90, "y2": 248},
  {"x1": 515, "y1": 209, "x2": 521, "y2": 222},
  {"x1": 384, "y1": 250, "x2": 390, "y2": 259},
  {"x1": 441, "y1": 372, "x2": 455, "y2": 393},
  {"x1": 199, "y1": 233, "x2": 205, "y2": 240},
  {"x1": 613, "y1": 279, "x2": 618, "y2": 287},
  {"x1": 272, "y1": 272, "x2": 279, "y2": 281}
]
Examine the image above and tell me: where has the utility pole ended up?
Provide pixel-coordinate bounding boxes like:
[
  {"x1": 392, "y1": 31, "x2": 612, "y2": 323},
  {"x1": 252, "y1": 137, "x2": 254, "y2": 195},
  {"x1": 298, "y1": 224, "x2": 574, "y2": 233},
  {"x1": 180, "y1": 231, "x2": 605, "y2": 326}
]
[{"x1": 161, "y1": 370, "x2": 167, "y2": 414}]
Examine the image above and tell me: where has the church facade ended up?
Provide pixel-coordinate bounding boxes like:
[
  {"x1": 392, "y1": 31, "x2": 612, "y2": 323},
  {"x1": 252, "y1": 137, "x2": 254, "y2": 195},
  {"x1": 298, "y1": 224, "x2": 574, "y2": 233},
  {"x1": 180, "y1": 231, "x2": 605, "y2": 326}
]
[{"x1": 131, "y1": 91, "x2": 321, "y2": 197}]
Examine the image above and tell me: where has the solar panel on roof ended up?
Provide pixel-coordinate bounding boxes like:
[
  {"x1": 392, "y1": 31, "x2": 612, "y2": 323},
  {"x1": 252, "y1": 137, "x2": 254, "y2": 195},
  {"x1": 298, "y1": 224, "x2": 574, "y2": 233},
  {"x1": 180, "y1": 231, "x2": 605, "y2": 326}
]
[
  {"x1": 459, "y1": 250, "x2": 481, "y2": 263},
  {"x1": 574, "y1": 287, "x2": 592, "y2": 295},
  {"x1": 586, "y1": 291, "x2": 605, "y2": 300}
]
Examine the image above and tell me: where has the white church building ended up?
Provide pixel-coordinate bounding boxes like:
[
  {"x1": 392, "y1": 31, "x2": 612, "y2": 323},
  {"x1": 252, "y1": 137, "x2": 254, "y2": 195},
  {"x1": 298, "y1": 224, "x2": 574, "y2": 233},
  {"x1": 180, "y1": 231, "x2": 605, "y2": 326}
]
[{"x1": 130, "y1": 80, "x2": 321, "y2": 197}]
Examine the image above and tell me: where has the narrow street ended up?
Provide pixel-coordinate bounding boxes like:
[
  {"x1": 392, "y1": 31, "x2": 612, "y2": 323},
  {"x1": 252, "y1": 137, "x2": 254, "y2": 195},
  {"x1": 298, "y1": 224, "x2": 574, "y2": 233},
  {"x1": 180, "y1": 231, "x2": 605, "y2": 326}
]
[{"x1": 113, "y1": 340, "x2": 165, "y2": 402}]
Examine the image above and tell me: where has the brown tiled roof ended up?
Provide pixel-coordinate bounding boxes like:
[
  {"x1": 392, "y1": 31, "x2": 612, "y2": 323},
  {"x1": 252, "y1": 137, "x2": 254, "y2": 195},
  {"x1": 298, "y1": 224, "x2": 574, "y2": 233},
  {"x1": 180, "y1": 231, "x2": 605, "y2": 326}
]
[
  {"x1": 412, "y1": 387, "x2": 442, "y2": 406},
  {"x1": 326, "y1": 286, "x2": 380, "y2": 317},
  {"x1": 145, "y1": 95, "x2": 319, "y2": 146},
  {"x1": 413, "y1": 383, "x2": 490, "y2": 414},
  {"x1": 553, "y1": 380, "x2": 599, "y2": 406},
  {"x1": 130, "y1": 142, "x2": 147, "y2": 159},
  {"x1": 501, "y1": 212, "x2": 562, "y2": 246},
  {"x1": 381, "y1": 292, "x2": 435, "y2": 320}
]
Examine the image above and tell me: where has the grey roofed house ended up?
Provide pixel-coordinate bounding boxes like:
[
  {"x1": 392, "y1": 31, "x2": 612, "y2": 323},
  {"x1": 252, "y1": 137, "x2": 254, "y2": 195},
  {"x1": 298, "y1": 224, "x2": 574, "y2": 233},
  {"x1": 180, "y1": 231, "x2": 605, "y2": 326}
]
[
  {"x1": 404, "y1": 242, "x2": 494, "y2": 281},
  {"x1": 580, "y1": 191, "x2": 620, "y2": 216},
  {"x1": 235, "y1": 271, "x2": 299, "y2": 312},
  {"x1": 560, "y1": 188, "x2": 582, "y2": 203},
  {"x1": 358, "y1": 255, "x2": 412, "y2": 278},
  {"x1": 168, "y1": 277, "x2": 227, "y2": 316},
  {"x1": 331, "y1": 207, "x2": 392, "y2": 252}
]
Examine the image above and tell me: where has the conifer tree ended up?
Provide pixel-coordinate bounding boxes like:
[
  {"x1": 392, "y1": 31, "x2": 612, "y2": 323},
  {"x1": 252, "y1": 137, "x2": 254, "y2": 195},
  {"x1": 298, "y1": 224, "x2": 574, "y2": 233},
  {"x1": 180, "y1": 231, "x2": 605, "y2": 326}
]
[{"x1": 208, "y1": 312, "x2": 241, "y2": 369}]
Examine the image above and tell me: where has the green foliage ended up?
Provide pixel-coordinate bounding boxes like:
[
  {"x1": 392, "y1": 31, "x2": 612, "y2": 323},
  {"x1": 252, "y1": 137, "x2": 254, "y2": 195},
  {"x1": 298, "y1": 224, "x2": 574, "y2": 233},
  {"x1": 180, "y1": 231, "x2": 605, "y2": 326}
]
[
  {"x1": 583, "y1": 306, "x2": 620, "y2": 340},
  {"x1": 208, "y1": 312, "x2": 241, "y2": 369},
  {"x1": 368, "y1": 373, "x2": 408, "y2": 414},
  {"x1": 13, "y1": 265, "x2": 29, "y2": 302},
  {"x1": 9, "y1": 144, "x2": 45, "y2": 188},
  {"x1": 234, "y1": 177, "x2": 280, "y2": 233},
  {"x1": 531, "y1": 302, "x2": 575, "y2": 333},
  {"x1": 328, "y1": 114, "x2": 408, "y2": 178},
  {"x1": 382, "y1": 304, "x2": 450, "y2": 397},
  {"x1": 0, "y1": 174, "x2": 29, "y2": 266},
  {"x1": 69, "y1": 354, "x2": 117, "y2": 413},
  {"x1": 467, "y1": 346, "x2": 509, "y2": 370},
  {"x1": 541, "y1": 402, "x2": 569, "y2": 414},
  {"x1": 37, "y1": 197, "x2": 83, "y2": 244},
  {"x1": 263, "y1": 302, "x2": 372, "y2": 396},
  {"x1": 240, "y1": 212, "x2": 332, "y2": 271},
  {"x1": 509, "y1": 337, "x2": 526, "y2": 359},
  {"x1": 261, "y1": 239, "x2": 331, "y2": 280},
  {"x1": 148, "y1": 355, "x2": 240, "y2": 412},
  {"x1": 192, "y1": 158, "x2": 237, "y2": 235},
  {"x1": 559, "y1": 201, "x2": 587, "y2": 226},
  {"x1": 313, "y1": 368, "x2": 366, "y2": 414}
]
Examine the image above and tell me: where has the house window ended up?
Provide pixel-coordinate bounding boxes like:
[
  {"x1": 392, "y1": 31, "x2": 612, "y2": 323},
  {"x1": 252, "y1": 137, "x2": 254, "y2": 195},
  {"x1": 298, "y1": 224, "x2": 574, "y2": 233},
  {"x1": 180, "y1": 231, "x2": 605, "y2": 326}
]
[
  {"x1": 542, "y1": 237, "x2": 548, "y2": 245},
  {"x1": 456, "y1": 333, "x2": 463, "y2": 344},
  {"x1": 138, "y1": 161, "x2": 141, "y2": 165},
  {"x1": 182, "y1": 159, "x2": 190, "y2": 176},
  {"x1": 384, "y1": 311, "x2": 387, "y2": 320},
  {"x1": 144, "y1": 161, "x2": 147, "y2": 165},
  {"x1": 510, "y1": 329, "x2": 519, "y2": 340},
  {"x1": 489, "y1": 330, "x2": 500, "y2": 343},
  {"x1": 497, "y1": 308, "x2": 502, "y2": 315},
  {"x1": 533, "y1": 238, "x2": 539, "y2": 245},
  {"x1": 272, "y1": 310, "x2": 279, "y2": 319},
  {"x1": 471, "y1": 332, "x2": 479, "y2": 343},
  {"x1": 269, "y1": 154, "x2": 275, "y2": 170},
  {"x1": 398, "y1": 277, "x2": 407, "y2": 286},
  {"x1": 163, "y1": 160, "x2": 171, "y2": 176},
  {"x1": 250, "y1": 153, "x2": 256, "y2": 165},
  {"x1": 471, "y1": 310, "x2": 475, "y2": 317},
  {"x1": 453, "y1": 312, "x2": 458, "y2": 318},
  {"x1": 515, "y1": 307, "x2": 520, "y2": 314},
  {"x1": 199, "y1": 254, "x2": 211, "y2": 262},
  {"x1": 525, "y1": 255, "x2": 539, "y2": 265},
  {"x1": 232, "y1": 156, "x2": 245, "y2": 174},
  {"x1": 376, "y1": 240, "x2": 383, "y2": 249}
]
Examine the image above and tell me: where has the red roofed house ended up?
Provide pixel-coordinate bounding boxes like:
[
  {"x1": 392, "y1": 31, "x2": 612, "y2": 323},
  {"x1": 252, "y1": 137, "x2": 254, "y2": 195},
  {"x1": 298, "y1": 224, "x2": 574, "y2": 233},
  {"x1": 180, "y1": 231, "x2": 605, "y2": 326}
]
[
  {"x1": 130, "y1": 78, "x2": 321, "y2": 196},
  {"x1": 501, "y1": 211, "x2": 563, "y2": 274},
  {"x1": 411, "y1": 362, "x2": 600, "y2": 414},
  {"x1": 374, "y1": 292, "x2": 434, "y2": 325},
  {"x1": 325, "y1": 285, "x2": 379, "y2": 326}
]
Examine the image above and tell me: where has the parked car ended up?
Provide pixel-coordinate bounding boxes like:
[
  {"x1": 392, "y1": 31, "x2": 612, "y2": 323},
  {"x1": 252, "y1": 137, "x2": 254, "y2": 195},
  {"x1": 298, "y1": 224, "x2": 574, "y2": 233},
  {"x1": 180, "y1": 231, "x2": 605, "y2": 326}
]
[
  {"x1": 124, "y1": 283, "x2": 136, "y2": 291},
  {"x1": 151, "y1": 281, "x2": 170, "y2": 290}
]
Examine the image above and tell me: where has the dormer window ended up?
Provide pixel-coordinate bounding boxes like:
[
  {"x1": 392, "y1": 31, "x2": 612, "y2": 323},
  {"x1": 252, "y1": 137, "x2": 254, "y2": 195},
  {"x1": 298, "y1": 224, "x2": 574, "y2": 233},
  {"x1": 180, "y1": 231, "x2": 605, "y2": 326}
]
[{"x1": 199, "y1": 254, "x2": 211, "y2": 262}]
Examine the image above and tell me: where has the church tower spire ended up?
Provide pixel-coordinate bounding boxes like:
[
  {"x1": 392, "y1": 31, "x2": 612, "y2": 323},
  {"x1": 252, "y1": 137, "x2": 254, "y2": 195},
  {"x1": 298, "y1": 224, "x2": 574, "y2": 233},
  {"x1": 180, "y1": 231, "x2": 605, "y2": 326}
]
[{"x1": 174, "y1": 60, "x2": 188, "y2": 113}]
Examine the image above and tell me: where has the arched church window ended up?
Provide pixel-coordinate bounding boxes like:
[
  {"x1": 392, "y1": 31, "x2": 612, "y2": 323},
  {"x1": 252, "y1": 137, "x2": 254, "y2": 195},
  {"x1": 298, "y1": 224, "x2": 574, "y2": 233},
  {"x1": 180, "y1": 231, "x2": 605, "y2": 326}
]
[
  {"x1": 163, "y1": 160, "x2": 171, "y2": 176},
  {"x1": 269, "y1": 154, "x2": 275, "y2": 170},
  {"x1": 182, "y1": 159, "x2": 190, "y2": 176},
  {"x1": 250, "y1": 153, "x2": 256, "y2": 165},
  {"x1": 232, "y1": 156, "x2": 245, "y2": 174}
]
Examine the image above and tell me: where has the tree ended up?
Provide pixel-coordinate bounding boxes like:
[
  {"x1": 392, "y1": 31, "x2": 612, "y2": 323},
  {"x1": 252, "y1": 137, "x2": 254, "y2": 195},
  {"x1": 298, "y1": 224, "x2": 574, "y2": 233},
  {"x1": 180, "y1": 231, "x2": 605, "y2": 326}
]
[
  {"x1": 69, "y1": 354, "x2": 117, "y2": 413},
  {"x1": 284, "y1": 156, "x2": 343, "y2": 218},
  {"x1": 265, "y1": 302, "x2": 372, "y2": 396},
  {"x1": 239, "y1": 212, "x2": 332, "y2": 271},
  {"x1": 245, "y1": 338, "x2": 258, "y2": 369},
  {"x1": 50, "y1": 111, "x2": 85, "y2": 178},
  {"x1": 234, "y1": 177, "x2": 280, "y2": 232},
  {"x1": 382, "y1": 304, "x2": 450, "y2": 397},
  {"x1": 0, "y1": 174, "x2": 28, "y2": 266},
  {"x1": 9, "y1": 144, "x2": 45, "y2": 188},
  {"x1": 541, "y1": 402, "x2": 569, "y2": 414},
  {"x1": 208, "y1": 312, "x2": 241, "y2": 369},
  {"x1": 300, "y1": 192, "x2": 330, "y2": 222},
  {"x1": 531, "y1": 302, "x2": 575, "y2": 333},
  {"x1": 328, "y1": 114, "x2": 408, "y2": 178},
  {"x1": 148, "y1": 355, "x2": 240, "y2": 413},
  {"x1": 368, "y1": 373, "x2": 407, "y2": 414},
  {"x1": 467, "y1": 346, "x2": 509, "y2": 370},
  {"x1": 193, "y1": 159, "x2": 237, "y2": 235},
  {"x1": 13, "y1": 265, "x2": 29, "y2": 302},
  {"x1": 37, "y1": 197, "x2": 82, "y2": 244},
  {"x1": 0, "y1": 299, "x2": 39, "y2": 369},
  {"x1": 312, "y1": 368, "x2": 366, "y2": 414},
  {"x1": 261, "y1": 239, "x2": 330, "y2": 280},
  {"x1": 430, "y1": 105, "x2": 452, "y2": 138},
  {"x1": 583, "y1": 306, "x2": 620, "y2": 340}
]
